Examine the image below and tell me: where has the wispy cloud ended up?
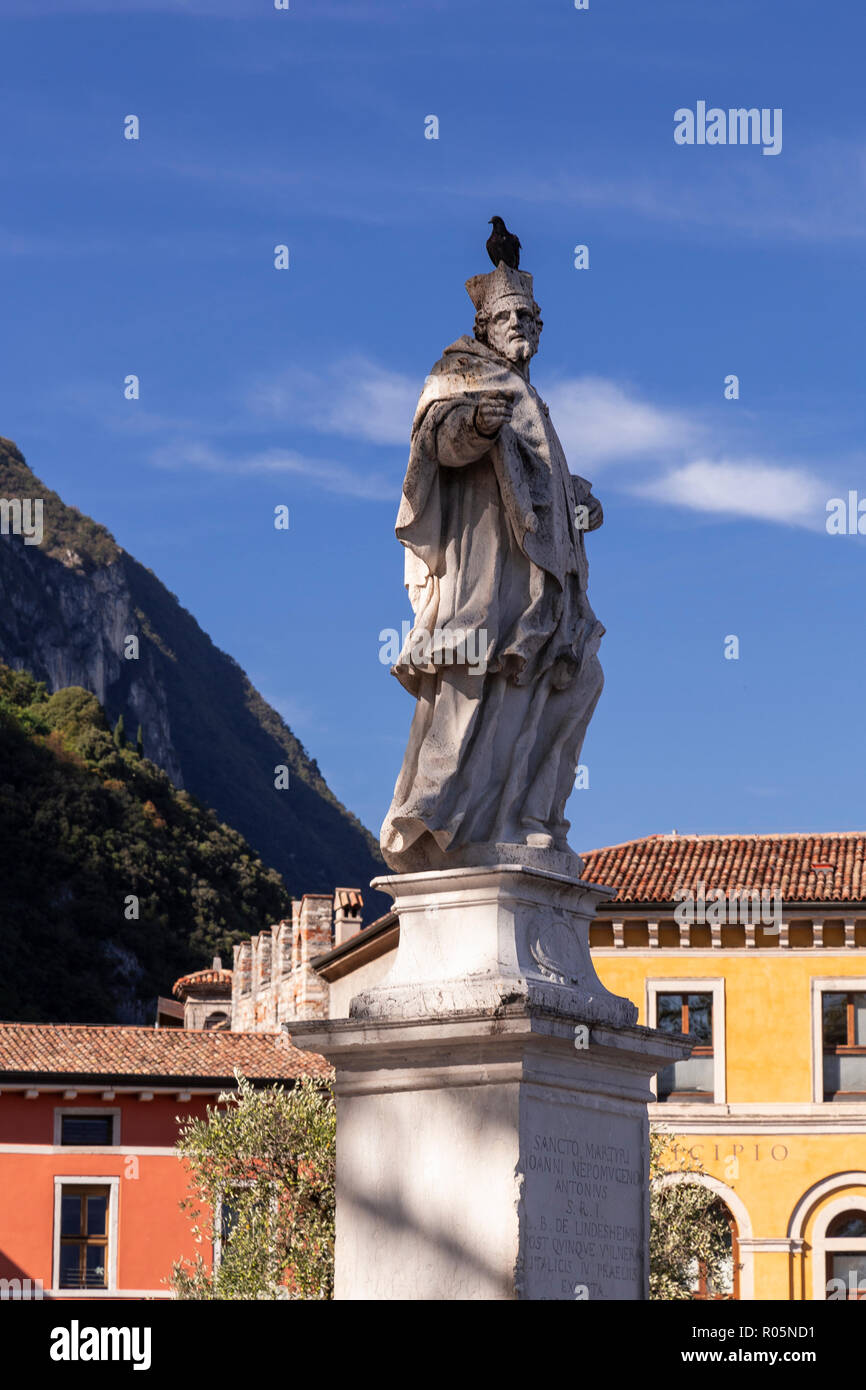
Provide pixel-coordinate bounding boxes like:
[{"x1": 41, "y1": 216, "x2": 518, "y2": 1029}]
[
  {"x1": 151, "y1": 438, "x2": 395, "y2": 501},
  {"x1": 0, "y1": 0, "x2": 431, "y2": 17},
  {"x1": 0, "y1": 0, "x2": 257, "y2": 13},
  {"x1": 542, "y1": 375, "x2": 698, "y2": 468},
  {"x1": 539, "y1": 375, "x2": 830, "y2": 529},
  {"x1": 247, "y1": 356, "x2": 421, "y2": 447},
  {"x1": 154, "y1": 136, "x2": 866, "y2": 244},
  {"x1": 634, "y1": 458, "x2": 828, "y2": 529},
  {"x1": 438, "y1": 138, "x2": 866, "y2": 245},
  {"x1": 74, "y1": 350, "x2": 835, "y2": 528}
]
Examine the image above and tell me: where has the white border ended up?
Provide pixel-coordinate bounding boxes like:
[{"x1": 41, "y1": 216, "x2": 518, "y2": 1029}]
[
  {"x1": 786, "y1": 1172, "x2": 866, "y2": 1301},
  {"x1": 646, "y1": 978, "x2": 726, "y2": 1104},
  {"x1": 810, "y1": 977, "x2": 866, "y2": 1104},
  {"x1": 53, "y1": 1108, "x2": 120, "y2": 1146},
  {"x1": 52, "y1": 1176, "x2": 119, "y2": 1293},
  {"x1": 0, "y1": 1144, "x2": 176, "y2": 1156},
  {"x1": 810, "y1": 1194, "x2": 866, "y2": 1302},
  {"x1": 654, "y1": 1171, "x2": 753, "y2": 1300},
  {"x1": 44, "y1": 1288, "x2": 173, "y2": 1299}
]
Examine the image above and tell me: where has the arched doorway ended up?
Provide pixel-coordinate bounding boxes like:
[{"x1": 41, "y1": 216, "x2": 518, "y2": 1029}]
[
  {"x1": 788, "y1": 1176, "x2": 866, "y2": 1301},
  {"x1": 690, "y1": 1198, "x2": 740, "y2": 1300},
  {"x1": 655, "y1": 1171, "x2": 754, "y2": 1298}
]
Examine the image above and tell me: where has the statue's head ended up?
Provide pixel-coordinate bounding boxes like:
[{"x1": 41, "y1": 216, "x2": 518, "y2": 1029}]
[{"x1": 465, "y1": 265, "x2": 543, "y2": 368}]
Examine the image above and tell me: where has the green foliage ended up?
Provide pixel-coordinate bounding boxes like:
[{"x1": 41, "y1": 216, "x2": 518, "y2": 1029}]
[
  {"x1": 0, "y1": 436, "x2": 119, "y2": 570},
  {"x1": 113, "y1": 714, "x2": 126, "y2": 748},
  {"x1": 0, "y1": 661, "x2": 292, "y2": 1022},
  {"x1": 171, "y1": 1072, "x2": 335, "y2": 1301},
  {"x1": 0, "y1": 437, "x2": 386, "y2": 910},
  {"x1": 649, "y1": 1131, "x2": 733, "y2": 1299}
]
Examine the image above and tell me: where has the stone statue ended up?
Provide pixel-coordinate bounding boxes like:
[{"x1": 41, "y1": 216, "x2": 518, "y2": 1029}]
[{"x1": 381, "y1": 254, "x2": 605, "y2": 876}]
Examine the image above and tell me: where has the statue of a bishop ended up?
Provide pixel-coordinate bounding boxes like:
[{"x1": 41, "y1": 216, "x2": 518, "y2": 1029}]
[{"x1": 381, "y1": 257, "x2": 605, "y2": 874}]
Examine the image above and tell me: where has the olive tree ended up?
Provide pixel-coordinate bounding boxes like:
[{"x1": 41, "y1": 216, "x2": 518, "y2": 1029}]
[
  {"x1": 649, "y1": 1130, "x2": 733, "y2": 1300},
  {"x1": 171, "y1": 1070, "x2": 335, "y2": 1300}
]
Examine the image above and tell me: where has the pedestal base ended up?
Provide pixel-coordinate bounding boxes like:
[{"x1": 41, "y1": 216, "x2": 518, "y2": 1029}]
[
  {"x1": 291, "y1": 860, "x2": 691, "y2": 1299},
  {"x1": 291, "y1": 1006, "x2": 690, "y2": 1300},
  {"x1": 352, "y1": 863, "x2": 636, "y2": 1028}
]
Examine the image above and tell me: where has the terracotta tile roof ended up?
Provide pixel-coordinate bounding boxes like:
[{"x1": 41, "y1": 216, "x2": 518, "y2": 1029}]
[
  {"x1": 0, "y1": 1024, "x2": 329, "y2": 1083},
  {"x1": 582, "y1": 832, "x2": 866, "y2": 904},
  {"x1": 172, "y1": 968, "x2": 233, "y2": 999},
  {"x1": 335, "y1": 888, "x2": 363, "y2": 911}
]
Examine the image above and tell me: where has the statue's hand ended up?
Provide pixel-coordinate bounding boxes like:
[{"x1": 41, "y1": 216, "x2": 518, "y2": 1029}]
[{"x1": 474, "y1": 391, "x2": 515, "y2": 439}]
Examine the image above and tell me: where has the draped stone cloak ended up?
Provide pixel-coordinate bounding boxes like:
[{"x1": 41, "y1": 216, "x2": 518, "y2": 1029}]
[{"x1": 380, "y1": 334, "x2": 605, "y2": 872}]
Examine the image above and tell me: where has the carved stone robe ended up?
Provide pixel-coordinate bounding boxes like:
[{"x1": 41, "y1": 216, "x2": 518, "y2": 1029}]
[{"x1": 380, "y1": 334, "x2": 604, "y2": 872}]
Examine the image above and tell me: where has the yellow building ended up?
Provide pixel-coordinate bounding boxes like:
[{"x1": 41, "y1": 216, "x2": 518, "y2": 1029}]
[
  {"x1": 584, "y1": 831, "x2": 866, "y2": 1301},
  {"x1": 314, "y1": 829, "x2": 866, "y2": 1301}
]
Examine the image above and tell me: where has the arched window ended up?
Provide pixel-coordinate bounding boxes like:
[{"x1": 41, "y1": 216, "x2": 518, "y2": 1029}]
[
  {"x1": 825, "y1": 1211, "x2": 866, "y2": 1300},
  {"x1": 204, "y1": 1011, "x2": 229, "y2": 1031},
  {"x1": 690, "y1": 1200, "x2": 740, "y2": 1300}
]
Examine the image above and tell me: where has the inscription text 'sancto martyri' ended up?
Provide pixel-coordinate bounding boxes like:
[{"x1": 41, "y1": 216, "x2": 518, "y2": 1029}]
[{"x1": 523, "y1": 1132, "x2": 643, "y2": 1298}]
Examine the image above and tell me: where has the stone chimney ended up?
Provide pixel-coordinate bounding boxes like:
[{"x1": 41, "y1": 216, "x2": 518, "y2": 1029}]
[{"x1": 334, "y1": 888, "x2": 364, "y2": 946}]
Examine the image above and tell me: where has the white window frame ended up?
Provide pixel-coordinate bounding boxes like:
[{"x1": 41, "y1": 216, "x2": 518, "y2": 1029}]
[
  {"x1": 811, "y1": 1195, "x2": 866, "y2": 1301},
  {"x1": 646, "y1": 978, "x2": 726, "y2": 1104},
  {"x1": 213, "y1": 1181, "x2": 255, "y2": 1273},
  {"x1": 51, "y1": 1175, "x2": 119, "y2": 1295},
  {"x1": 214, "y1": 1182, "x2": 282, "y2": 1276},
  {"x1": 811, "y1": 977, "x2": 866, "y2": 1104},
  {"x1": 53, "y1": 1107, "x2": 120, "y2": 1147}
]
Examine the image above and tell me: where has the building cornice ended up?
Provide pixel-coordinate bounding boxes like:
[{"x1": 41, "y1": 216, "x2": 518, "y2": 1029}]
[
  {"x1": 312, "y1": 913, "x2": 399, "y2": 980},
  {"x1": 650, "y1": 1102, "x2": 866, "y2": 1133}
]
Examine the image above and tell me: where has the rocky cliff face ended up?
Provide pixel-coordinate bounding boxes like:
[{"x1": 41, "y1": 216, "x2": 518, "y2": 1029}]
[
  {"x1": 0, "y1": 436, "x2": 386, "y2": 912},
  {"x1": 0, "y1": 525, "x2": 182, "y2": 783}
]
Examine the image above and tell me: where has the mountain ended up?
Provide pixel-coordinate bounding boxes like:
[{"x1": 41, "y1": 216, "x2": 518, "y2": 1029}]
[
  {"x1": 0, "y1": 437, "x2": 386, "y2": 919},
  {"x1": 0, "y1": 662, "x2": 293, "y2": 1022}
]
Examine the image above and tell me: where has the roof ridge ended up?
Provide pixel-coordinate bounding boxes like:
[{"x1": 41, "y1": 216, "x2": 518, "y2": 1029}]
[{"x1": 584, "y1": 830, "x2": 866, "y2": 851}]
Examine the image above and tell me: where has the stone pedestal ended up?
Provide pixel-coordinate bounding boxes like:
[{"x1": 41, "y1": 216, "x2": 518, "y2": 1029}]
[{"x1": 290, "y1": 862, "x2": 690, "y2": 1301}]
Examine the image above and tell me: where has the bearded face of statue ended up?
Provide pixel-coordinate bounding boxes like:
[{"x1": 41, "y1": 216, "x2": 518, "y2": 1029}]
[{"x1": 484, "y1": 299, "x2": 541, "y2": 367}]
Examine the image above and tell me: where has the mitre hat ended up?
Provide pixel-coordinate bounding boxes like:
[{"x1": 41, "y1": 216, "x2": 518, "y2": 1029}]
[{"x1": 465, "y1": 263, "x2": 535, "y2": 314}]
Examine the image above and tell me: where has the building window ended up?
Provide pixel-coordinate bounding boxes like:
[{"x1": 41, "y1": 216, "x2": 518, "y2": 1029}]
[
  {"x1": 825, "y1": 1211, "x2": 866, "y2": 1300},
  {"x1": 213, "y1": 1191, "x2": 243, "y2": 1274},
  {"x1": 655, "y1": 993, "x2": 714, "y2": 1101},
  {"x1": 822, "y1": 992, "x2": 866, "y2": 1100},
  {"x1": 58, "y1": 1186, "x2": 109, "y2": 1290},
  {"x1": 59, "y1": 1113, "x2": 116, "y2": 1146},
  {"x1": 204, "y1": 1011, "x2": 229, "y2": 1031}
]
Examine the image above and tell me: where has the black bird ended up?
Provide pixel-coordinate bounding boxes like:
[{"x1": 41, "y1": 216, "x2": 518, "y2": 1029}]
[{"x1": 486, "y1": 216, "x2": 521, "y2": 270}]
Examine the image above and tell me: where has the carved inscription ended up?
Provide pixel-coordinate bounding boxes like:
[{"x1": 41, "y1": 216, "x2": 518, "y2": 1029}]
[{"x1": 522, "y1": 1130, "x2": 643, "y2": 1299}]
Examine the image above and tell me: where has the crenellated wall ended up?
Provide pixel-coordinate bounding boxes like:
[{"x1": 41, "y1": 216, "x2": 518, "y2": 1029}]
[{"x1": 232, "y1": 893, "x2": 340, "y2": 1031}]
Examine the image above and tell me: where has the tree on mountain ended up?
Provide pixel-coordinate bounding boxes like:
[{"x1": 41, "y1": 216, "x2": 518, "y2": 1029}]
[
  {"x1": 0, "y1": 661, "x2": 293, "y2": 1022},
  {"x1": 113, "y1": 714, "x2": 126, "y2": 748},
  {"x1": 136, "y1": 724, "x2": 144, "y2": 758}
]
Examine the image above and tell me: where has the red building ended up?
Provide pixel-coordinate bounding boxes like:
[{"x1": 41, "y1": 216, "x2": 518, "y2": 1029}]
[{"x1": 0, "y1": 1023, "x2": 327, "y2": 1300}]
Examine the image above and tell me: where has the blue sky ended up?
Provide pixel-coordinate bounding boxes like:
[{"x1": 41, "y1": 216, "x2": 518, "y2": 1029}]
[{"x1": 1, "y1": 0, "x2": 865, "y2": 858}]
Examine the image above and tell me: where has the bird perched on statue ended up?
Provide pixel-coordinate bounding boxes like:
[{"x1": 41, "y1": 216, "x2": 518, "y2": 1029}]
[{"x1": 486, "y1": 216, "x2": 521, "y2": 269}]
